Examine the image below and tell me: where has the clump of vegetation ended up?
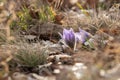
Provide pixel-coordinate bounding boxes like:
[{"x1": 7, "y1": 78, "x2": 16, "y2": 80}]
[
  {"x1": 12, "y1": 43, "x2": 48, "y2": 68},
  {"x1": 11, "y1": 0, "x2": 55, "y2": 32}
]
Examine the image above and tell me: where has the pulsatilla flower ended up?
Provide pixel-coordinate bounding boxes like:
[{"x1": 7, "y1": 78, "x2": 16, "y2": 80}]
[
  {"x1": 75, "y1": 28, "x2": 90, "y2": 43},
  {"x1": 62, "y1": 28, "x2": 76, "y2": 49},
  {"x1": 59, "y1": 28, "x2": 90, "y2": 50}
]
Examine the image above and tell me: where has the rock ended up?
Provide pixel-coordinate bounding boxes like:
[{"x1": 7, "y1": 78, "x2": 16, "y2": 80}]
[
  {"x1": 12, "y1": 72, "x2": 28, "y2": 80},
  {"x1": 26, "y1": 22, "x2": 63, "y2": 40}
]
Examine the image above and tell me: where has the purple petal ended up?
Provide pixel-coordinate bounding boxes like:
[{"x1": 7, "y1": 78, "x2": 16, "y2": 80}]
[
  {"x1": 75, "y1": 28, "x2": 89, "y2": 43},
  {"x1": 79, "y1": 28, "x2": 89, "y2": 37},
  {"x1": 63, "y1": 28, "x2": 75, "y2": 42},
  {"x1": 62, "y1": 28, "x2": 76, "y2": 48},
  {"x1": 75, "y1": 32, "x2": 83, "y2": 42}
]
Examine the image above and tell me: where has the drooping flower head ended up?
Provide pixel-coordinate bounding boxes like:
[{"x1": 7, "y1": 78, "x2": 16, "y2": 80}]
[
  {"x1": 75, "y1": 28, "x2": 89, "y2": 43},
  {"x1": 62, "y1": 28, "x2": 76, "y2": 48}
]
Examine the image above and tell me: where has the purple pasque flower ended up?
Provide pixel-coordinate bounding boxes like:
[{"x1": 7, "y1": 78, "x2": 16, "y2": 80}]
[
  {"x1": 75, "y1": 28, "x2": 89, "y2": 43},
  {"x1": 59, "y1": 28, "x2": 90, "y2": 50},
  {"x1": 62, "y1": 28, "x2": 76, "y2": 48}
]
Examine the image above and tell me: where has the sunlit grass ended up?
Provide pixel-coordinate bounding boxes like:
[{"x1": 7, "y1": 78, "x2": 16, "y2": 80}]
[
  {"x1": 76, "y1": 2, "x2": 90, "y2": 16},
  {"x1": 39, "y1": 5, "x2": 55, "y2": 22}
]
